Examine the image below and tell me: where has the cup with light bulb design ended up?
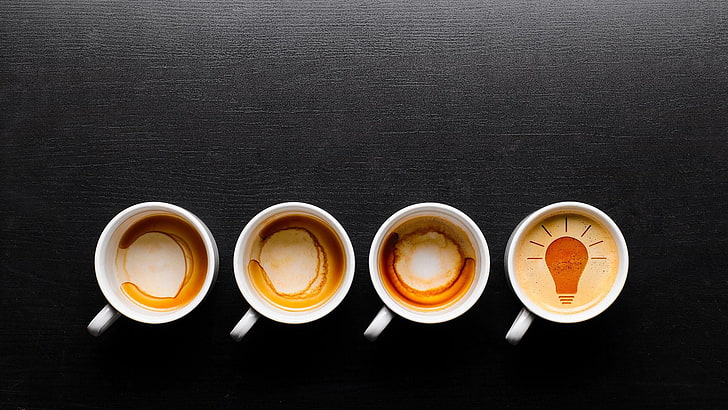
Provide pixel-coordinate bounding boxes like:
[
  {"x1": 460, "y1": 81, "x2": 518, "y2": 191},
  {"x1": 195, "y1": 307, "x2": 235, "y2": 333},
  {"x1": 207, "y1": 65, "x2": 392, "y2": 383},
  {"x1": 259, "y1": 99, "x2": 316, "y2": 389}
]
[{"x1": 504, "y1": 202, "x2": 628, "y2": 345}]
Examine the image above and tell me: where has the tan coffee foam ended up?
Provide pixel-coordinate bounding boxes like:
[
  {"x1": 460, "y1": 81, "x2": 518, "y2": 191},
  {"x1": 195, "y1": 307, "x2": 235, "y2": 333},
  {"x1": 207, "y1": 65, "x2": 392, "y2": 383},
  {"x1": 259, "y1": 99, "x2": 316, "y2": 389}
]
[
  {"x1": 247, "y1": 213, "x2": 346, "y2": 312},
  {"x1": 118, "y1": 232, "x2": 187, "y2": 298},
  {"x1": 379, "y1": 215, "x2": 476, "y2": 310},
  {"x1": 115, "y1": 213, "x2": 208, "y2": 311},
  {"x1": 393, "y1": 231, "x2": 463, "y2": 293},
  {"x1": 513, "y1": 212, "x2": 620, "y2": 315},
  {"x1": 257, "y1": 228, "x2": 326, "y2": 298}
]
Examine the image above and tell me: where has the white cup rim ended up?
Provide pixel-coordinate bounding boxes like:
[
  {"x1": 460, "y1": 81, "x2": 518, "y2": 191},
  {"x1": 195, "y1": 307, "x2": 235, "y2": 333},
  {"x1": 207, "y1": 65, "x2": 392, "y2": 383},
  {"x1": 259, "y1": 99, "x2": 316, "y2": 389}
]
[
  {"x1": 368, "y1": 202, "x2": 490, "y2": 324},
  {"x1": 233, "y1": 202, "x2": 355, "y2": 324},
  {"x1": 94, "y1": 202, "x2": 219, "y2": 324},
  {"x1": 505, "y1": 201, "x2": 629, "y2": 323}
]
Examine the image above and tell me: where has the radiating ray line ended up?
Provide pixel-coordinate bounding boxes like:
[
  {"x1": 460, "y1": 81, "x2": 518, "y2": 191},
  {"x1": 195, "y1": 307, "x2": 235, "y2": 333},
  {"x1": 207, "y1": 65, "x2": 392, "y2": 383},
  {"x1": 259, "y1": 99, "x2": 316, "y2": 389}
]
[
  {"x1": 527, "y1": 257, "x2": 543, "y2": 260},
  {"x1": 581, "y1": 225, "x2": 592, "y2": 237},
  {"x1": 541, "y1": 225, "x2": 552, "y2": 237},
  {"x1": 591, "y1": 257, "x2": 607, "y2": 259},
  {"x1": 529, "y1": 240, "x2": 545, "y2": 247},
  {"x1": 589, "y1": 240, "x2": 604, "y2": 247},
  {"x1": 565, "y1": 216, "x2": 568, "y2": 232}
]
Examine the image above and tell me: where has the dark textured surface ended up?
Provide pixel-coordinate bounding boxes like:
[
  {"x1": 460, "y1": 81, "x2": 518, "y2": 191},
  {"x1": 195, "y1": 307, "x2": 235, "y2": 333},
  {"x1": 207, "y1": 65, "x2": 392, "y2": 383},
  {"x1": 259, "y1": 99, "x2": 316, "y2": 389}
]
[{"x1": 2, "y1": 1, "x2": 727, "y2": 408}]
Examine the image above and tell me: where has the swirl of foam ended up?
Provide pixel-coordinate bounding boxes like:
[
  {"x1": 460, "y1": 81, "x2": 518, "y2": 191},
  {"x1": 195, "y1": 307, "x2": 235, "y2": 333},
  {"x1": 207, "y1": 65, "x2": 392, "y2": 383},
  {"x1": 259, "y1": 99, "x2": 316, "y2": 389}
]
[
  {"x1": 257, "y1": 228, "x2": 327, "y2": 298},
  {"x1": 392, "y1": 230, "x2": 464, "y2": 296}
]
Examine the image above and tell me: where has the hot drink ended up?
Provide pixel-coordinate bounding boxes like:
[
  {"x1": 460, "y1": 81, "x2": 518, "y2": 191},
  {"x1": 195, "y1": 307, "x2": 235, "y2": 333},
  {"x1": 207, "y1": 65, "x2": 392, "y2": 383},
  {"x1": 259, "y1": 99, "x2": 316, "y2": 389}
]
[{"x1": 512, "y1": 212, "x2": 620, "y2": 315}]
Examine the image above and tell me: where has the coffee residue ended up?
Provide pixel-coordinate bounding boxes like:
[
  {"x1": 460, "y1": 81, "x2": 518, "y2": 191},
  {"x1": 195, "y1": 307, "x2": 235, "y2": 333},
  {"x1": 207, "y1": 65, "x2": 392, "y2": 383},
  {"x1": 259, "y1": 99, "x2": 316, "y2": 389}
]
[
  {"x1": 250, "y1": 227, "x2": 328, "y2": 299},
  {"x1": 246, "y1": 214, "x2": 346, "y2": 312},
  {"x1": 116, "y1": 213, "x2": 208, "y2": 311},
  {"x1": 379, "y1": 216, "x2": 476, "y2": 310}
]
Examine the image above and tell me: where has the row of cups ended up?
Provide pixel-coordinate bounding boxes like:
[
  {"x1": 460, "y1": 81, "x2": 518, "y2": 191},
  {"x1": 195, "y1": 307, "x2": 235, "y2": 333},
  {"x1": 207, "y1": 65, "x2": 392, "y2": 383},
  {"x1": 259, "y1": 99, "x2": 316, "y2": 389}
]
[{"x1": 88, "y1": 201, "x2": 628, "y2": 344}]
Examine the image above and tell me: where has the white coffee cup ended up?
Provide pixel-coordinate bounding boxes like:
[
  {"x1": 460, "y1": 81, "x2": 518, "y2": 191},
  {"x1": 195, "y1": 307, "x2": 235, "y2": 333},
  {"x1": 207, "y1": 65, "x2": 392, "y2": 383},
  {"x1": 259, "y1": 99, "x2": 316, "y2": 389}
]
[
  {"x1": 87, "y1": 202, "x2": 219, "y2": 336},
  {"x1": 230, "y1": 202, "x2": 355, "y2": 341},
  {"x1": 504, "y1": 201, "x2": 629, "y2": 345},
  {"x1": 364, "y1": 203, "x2": 490, "y2": 341}
]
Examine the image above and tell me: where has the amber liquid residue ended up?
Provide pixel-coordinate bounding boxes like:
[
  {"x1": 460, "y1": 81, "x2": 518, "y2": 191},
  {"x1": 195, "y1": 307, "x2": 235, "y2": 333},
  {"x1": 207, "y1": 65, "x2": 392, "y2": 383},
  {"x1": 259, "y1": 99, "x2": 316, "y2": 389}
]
[
  {"x1": 247, "y1": 214, "x2": 346, "y2": 312},
  {"x1": 379, "y1": 216, "x2": 477, "y2": 311},
  {"x1": 117, "y1": 213, "x2": 208, "y2": 311}
]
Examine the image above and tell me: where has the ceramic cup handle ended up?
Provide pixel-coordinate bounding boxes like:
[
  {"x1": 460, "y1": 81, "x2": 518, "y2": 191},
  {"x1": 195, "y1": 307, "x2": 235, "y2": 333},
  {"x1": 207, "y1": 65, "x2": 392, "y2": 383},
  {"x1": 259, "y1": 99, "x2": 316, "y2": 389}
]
[
  {"x1": 87, "y1": 304, "x2": 121, "y2": 336},
  {"x1": 230, "y1": 309, "x2": 260, "y2": 341},
  {"x1": 364, "y1": 306, "x2": 394, "y2": 341},
  {"x1": 506, "y1": 308, "x2": 534, "y2": 345}
]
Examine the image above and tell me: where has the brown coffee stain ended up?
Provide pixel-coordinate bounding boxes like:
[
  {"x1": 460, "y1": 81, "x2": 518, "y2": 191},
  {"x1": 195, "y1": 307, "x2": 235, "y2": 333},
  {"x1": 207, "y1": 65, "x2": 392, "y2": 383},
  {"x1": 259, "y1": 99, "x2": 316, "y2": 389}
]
[
  {"x1": 247, "y1": 214, "x2": 346, "y2": 312},
  {"x1": 379, "y1": 216, "x2": 476, "y2": 310},
  {"x1": 250, "y1": 228, "x2": 327, "y2": 298},
  {"x1": 117, "y1": 213, "x2": 208, "y2": 311}
]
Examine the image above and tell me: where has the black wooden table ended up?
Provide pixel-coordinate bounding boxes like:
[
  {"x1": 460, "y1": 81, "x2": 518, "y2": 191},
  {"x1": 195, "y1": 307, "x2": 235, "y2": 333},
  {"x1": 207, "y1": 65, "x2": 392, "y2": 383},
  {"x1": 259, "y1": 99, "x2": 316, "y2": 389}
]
[{"x1": 2, "y1": 1, "x2": 727, "y2": 408}]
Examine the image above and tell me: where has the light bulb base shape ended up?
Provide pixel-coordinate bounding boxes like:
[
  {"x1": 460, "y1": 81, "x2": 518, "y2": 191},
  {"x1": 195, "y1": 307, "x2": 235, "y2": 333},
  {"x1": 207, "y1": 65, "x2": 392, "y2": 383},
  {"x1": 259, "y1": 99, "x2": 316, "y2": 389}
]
[{"x1": 558, "y1": 294, "x2": 574, "y2": 305}]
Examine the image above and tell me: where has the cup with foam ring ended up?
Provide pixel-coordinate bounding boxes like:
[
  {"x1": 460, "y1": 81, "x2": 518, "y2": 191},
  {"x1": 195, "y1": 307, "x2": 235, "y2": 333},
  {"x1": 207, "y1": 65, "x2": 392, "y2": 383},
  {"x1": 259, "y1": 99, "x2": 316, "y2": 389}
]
[
  {"x1": 504, "y1": 202, "x2": 629, "y2": 345},
  {"x1": 230, "y1": 202, "x2": 355, "y2": 341},
  {"x1": 364, "y1": 203, "x2": 490, "y2": 341},
  {"x1": 87, "y1": 202, "x2": 219, "y2": 336}
]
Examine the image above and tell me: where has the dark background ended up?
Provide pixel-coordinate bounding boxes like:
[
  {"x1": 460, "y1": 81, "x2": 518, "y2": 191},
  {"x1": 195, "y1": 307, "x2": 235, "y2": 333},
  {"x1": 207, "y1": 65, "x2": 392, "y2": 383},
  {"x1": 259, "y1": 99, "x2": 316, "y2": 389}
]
[{"x1": 2, "y1": 1, "x2": 727, "y2": 408}]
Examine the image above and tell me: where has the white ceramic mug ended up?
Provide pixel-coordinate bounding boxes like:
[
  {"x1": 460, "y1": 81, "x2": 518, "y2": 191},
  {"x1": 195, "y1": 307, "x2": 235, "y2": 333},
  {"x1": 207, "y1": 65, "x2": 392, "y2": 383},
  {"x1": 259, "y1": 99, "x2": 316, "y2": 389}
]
[
  {"x1": 364, "y1": 203, "x2": 490, "y2": 341},
  {"x1": 230, "y1": 202, "x2": 355, "y2": 341},
  {"x1": 87, "y1": 202, "x2": 219, "y2": 336},
  {"x1": 504, "y1": 202, "x2": 629, "y2": 345}
]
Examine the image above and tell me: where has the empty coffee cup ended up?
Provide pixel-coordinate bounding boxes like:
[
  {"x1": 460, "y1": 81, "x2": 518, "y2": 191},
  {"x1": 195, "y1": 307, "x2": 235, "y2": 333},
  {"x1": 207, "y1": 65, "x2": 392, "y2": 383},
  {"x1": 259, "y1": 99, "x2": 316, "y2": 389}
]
[
  {"x1": 87, "y1": 202, "x2": 219, "y2": 336},
  {"x1": 230, "y1": 202, "x2": 355, "y2": 341},
  {"x1": 364, "y1": 203, "x2": 490, "y2": 341}
]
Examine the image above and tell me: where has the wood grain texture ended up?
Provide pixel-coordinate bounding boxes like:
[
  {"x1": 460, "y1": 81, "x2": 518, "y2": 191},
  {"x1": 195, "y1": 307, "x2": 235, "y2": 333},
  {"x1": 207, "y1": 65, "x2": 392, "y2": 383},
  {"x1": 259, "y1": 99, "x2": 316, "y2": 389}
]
[{"x1": 2, "y1": 1, "x2": 727, "y2": 408}]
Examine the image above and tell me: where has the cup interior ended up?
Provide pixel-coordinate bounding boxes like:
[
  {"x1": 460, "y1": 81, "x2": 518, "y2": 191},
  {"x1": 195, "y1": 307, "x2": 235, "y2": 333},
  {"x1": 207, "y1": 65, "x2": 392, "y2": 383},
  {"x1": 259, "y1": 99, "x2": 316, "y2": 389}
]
[
  {"x1": 505, "y1": 202, "x2": 628, "y2": 323},
  {"x1": 233, "y1": 202, "x2": 355, "y2": 324},
  {"x1": 95, "y1": 202, "x2": 218, "y2": 324},
  {"x1": 369, "y1": 203, "x2": 490, "y2": 324}
]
